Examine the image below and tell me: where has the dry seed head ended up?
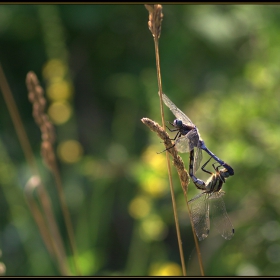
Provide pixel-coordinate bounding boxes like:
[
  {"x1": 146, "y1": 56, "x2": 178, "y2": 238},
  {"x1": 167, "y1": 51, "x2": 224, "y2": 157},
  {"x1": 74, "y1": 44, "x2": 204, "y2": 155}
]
[
  {"x1": 26, "y1": 71, "x2": 57, "y2": 170},
  {"x1": 41, "y1": 140, "x2": 56, "y2": 171},
  {"x1": 145, "y1": 4, "x2": 163, "y2": 39},
  {"x1": 141, "y1": 117, "x2": 190, "y2": 191}
]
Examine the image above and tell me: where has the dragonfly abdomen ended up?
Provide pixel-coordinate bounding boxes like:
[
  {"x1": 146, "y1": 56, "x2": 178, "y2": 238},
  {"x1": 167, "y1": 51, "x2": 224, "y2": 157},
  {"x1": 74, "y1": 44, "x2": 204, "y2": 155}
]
[
  {"x1": 191, "y1": 176, "x2": 206, "y2": 190},
  {"x1": 199, "y1": 140, "x2": 234, "y2": 176}
]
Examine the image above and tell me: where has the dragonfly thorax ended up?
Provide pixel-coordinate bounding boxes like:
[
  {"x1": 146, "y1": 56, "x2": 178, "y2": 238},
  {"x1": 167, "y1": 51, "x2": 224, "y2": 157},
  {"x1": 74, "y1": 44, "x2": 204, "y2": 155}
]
[{"x1": 205, "y1": 174, "x2": 224, "y2": 193}]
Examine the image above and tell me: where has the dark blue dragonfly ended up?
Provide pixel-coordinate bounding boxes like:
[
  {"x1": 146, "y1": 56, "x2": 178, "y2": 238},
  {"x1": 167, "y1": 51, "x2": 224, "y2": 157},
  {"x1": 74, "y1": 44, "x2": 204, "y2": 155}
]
[
  {"x1": 188, "y1": 149, "x2": 234, "y2": 241},
  {"x1": 161, "y1": 92, "x2": 234, "y2": 176}
]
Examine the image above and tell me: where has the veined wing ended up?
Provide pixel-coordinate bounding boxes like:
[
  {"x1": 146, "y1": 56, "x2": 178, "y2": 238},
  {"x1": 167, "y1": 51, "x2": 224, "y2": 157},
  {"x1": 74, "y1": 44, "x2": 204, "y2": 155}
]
[
  {"x1": 193, "y1": 147, "x2": 203, "y2": 175},
  {"x1": 188, "y1": 192, "x2": 210, "y2": 241},
  {"x1": 208, "y1": 191, "x2": 234, "y2": 240},
  {"x1": 175, "y1": 129, "x2": 200, "y2": 153},
  {"x1": 162, "y1": 92, "x2": 194, "y2": 126}
]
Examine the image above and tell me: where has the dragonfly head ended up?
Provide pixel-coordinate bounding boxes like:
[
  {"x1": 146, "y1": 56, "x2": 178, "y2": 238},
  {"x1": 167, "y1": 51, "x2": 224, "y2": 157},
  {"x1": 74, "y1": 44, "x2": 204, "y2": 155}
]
[
  {"x1": 174, "y1": 119, "x2": 183, "y2": 128},
  {"x1": 219, "y1": 168, "x2": 232, "y2": 180}
]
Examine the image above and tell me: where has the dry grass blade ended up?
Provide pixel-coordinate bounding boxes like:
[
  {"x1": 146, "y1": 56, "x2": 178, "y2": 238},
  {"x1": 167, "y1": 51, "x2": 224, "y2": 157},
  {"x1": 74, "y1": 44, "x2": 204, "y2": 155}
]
[
  {"x1": 145, "y1": 4, "x2": 164, "y2": 39},
  {"x1": 24, "y1": 176, "x2": 69, "y2": 275},
  {"x1": 0, "y1": 64, "x2": 70, "y2": 275},
  {"x1": 26, "y1": 71, "x2": 81, "y2": 275},
  {"x1": 144, "y1": 5, "x2": 188, "y2": 276},
  {"x1": 0, "y1": 64, "x2": 37, "y2": 173},
  {"x1": 143, "y1": 4, "x2": 205, "y2": 275}
]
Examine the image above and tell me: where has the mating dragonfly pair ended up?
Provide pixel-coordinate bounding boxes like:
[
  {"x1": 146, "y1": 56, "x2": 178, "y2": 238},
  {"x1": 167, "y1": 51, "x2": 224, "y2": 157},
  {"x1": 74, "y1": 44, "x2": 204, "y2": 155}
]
[{"x1": 161, "y1": 93, "x2": 234, "y2": 241}]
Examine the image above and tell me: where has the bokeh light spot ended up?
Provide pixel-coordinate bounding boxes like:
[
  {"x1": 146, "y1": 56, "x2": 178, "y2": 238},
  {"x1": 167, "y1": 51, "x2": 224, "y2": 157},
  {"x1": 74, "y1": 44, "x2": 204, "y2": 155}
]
[
  {"x1": 78, "y1": 251, "x2": 97, "y2": 275},
  {"x1": 42, "y1": 59, "x2": 67, "y2": 81},
  {"x1": 47, "y1": 80, "x2": 73, "y2": 101},
  {"x1": 236, "y1": 263, "x2": 260, "y2": 276},
  {"x1": 128, "y1": 196, "x2": 151, "y2": 219},
  {"x1": 149, "y1": 262, "x2": 182, "y2": 276},
  {"x1": 0, "y1": 262, "x2": 5, "y2": 276},
  {"x1": 48, "y1": 101, "x2": 72, "y2": 125},
  {"x1": 142, "y1": 145, "x2": 166, "y2": 174},
  {"x1": 57, "y1": 140, "x2": 83, "y2": 164},
  {"x1": 139, "y1": 214, "x2": 167, "y2": 241},
  {"x1": 140, "y1": 176, "x2": 167, "y2": 198}
]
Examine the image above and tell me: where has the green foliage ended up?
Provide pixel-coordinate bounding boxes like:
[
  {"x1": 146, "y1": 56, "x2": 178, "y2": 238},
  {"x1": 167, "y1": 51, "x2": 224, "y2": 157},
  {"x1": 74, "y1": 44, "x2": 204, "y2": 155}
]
[{"x1": 0, "y1": 3, "x2": 280, "y2": 276}]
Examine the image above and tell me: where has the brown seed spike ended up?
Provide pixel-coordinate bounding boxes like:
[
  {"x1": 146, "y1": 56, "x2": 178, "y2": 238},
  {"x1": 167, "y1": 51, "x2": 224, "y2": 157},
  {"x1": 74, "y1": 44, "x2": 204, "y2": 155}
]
[
  {"x1": 145, "y1": 4, "x2": 163, "y2": 39},
  {"x1": 141, "y1": 117, "x2": 190, "y2": 193},
  {"x1": 26, "y1": 71, "x2": 56, "y2": 171}
]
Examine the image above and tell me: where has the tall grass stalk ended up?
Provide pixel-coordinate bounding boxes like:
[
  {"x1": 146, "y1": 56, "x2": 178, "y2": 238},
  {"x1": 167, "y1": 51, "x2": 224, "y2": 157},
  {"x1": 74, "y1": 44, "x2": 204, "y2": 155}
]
[
  {"x1": 26, "y1": 71, "x2": 81, "y2": 275},
  {"x1": 144, "y1": 4, "x2": 187, "y2": 276},
  {"x1": 24, "y1": 176, "x2": 69, "y2": 275},
  {"x1": 0, "y1": 64, "x2": 70, "y2": 275},
  {"x1": 144, "y1": 5, "x2": 204, "y2": 276}
]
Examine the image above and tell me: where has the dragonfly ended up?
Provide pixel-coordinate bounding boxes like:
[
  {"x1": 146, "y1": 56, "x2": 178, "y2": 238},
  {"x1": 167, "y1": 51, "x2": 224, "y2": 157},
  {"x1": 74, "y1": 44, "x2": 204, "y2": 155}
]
[
  {"x1": 161, "y1": 92, "x2": 234, "y2": 176},
  {"x1": 188, "y1": 149, "x2": 234, "y2": 241}
]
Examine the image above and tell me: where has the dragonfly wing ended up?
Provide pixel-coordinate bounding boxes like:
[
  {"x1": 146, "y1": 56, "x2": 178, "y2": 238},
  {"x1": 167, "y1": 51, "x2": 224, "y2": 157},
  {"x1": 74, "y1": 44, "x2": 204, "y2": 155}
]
[
  {"x1": 208, "y1": 191, "x2": 234, "y2": 240},
  {"x1": 175, "y1": 136, "x2": 192, "y2": 153},
  {"x1": 193, "y1": 147, "x2": 203, "y2": 175},
  {"x1": 175, "y1": 129, "x2": 199, "y2": 153},
  {"x1": 188, "y1": 193, "x2": 210, "y2": 241},
  {"x1": 162, "y1": 93, "x2": 194, "y2": 126},
  {"x1": 205, "y1": 196, "x2": 210, "y2": 236},
  {"x1": 187, "y1": 129, "x2": 200, "y2": 149}
]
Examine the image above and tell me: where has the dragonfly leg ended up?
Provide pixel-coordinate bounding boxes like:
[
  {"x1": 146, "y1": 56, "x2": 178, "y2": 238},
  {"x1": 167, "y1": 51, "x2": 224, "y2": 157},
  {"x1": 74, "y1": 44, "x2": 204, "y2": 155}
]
[
  {"x1": 170, "y1": 131, "x2": 181, "y2": 141},
  {"x1": 156, "y1": 143, "x2": 175, "y2": 154},
  {"x1": 165, "y1": 126, "x2": 178, "y2": 133},
  {"x1": 201, "y1": 157, "x2": 213, "y2": 175},
  {"x1": 165, "y1": 124, "x2": 181, "y2": 140},
  {"x1": 212, "y1": 162, "x2": 227, "y2": 183},
  {"x1": 213, "y1": 162, "x2": 222, "y2": 169},
  {"x1": 167, "y1": 120, "x2": 176, "y2": 127},
  {"x1": 166, "y1": 121, "x2": 177, "y2": 130}
]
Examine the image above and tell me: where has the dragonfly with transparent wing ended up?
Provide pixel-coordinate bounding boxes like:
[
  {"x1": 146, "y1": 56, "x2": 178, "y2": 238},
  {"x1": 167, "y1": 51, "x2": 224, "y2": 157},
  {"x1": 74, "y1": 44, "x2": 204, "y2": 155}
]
[
  {"x1": 188, "y1": 149, "x2": 234, "y2": 241},
  {"x1": 161, "y1": 92, "x2": 234, "y2": 176}
]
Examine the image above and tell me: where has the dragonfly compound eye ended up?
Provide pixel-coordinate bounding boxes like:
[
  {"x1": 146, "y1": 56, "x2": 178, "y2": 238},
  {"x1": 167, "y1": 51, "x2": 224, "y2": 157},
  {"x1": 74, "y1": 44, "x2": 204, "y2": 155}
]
[
  {"x1": 174, "y1": 119, "x2": 182, "y2": 127},
  {"x1": 222, "y1": 170, "x2": 231, "y2": 178}
]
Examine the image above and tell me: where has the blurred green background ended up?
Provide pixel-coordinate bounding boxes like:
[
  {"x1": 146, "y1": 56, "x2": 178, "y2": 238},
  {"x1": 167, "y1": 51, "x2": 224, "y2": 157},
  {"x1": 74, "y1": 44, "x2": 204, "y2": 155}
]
[{"x1": 0, "y1": 3, "x2": 280, "y2": 276}]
